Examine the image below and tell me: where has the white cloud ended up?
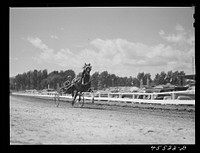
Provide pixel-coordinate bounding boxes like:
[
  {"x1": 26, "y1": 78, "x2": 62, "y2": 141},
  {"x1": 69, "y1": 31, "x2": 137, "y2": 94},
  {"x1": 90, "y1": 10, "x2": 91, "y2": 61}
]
[
  {"x1": 157, "y1": 24, "x2": 195, "y2": 74},
  {"x1": 27, "y1": 37, "x2": 49, "y2": 50},
  {"x1": 186, "y1": 35, "x2": 195, "y2": 46},
  {"x1": 50, "y1": 35, "x2": 59, "y2": 39},
  {"x1": 175, "y1": 24, "x2": 185, "y2": 32},
  {"x1": 158, "y1": 30, "x2": 165, "y2": 36},
  {"x1": 91, "y1": 38, "x2": 179, "y2": 67},
  {"x1": 27, "y1": 35, "x2": 194, "y2": 77},
  {"x1": 27, "y1": 37, "x2": 55, "y2": 62},
  {"x1": 89, "y1": 38, "x2": 194, "y2": 75},
  {"x1": 159, "y1": 24, "x2": 194, "y2": 46}
]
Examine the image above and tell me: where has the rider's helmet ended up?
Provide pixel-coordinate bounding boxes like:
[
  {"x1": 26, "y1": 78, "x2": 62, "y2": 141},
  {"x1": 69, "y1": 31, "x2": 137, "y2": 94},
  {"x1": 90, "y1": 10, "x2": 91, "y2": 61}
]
[{"x1": 64, "y1": 80, "x2": 70, "y2": 86}]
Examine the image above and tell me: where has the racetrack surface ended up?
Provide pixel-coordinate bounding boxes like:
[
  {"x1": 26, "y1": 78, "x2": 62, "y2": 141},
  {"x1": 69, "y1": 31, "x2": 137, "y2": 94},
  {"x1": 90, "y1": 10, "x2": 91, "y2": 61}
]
[{"x1": 10, "y1": 95, "x2": 195, "y2": 144}]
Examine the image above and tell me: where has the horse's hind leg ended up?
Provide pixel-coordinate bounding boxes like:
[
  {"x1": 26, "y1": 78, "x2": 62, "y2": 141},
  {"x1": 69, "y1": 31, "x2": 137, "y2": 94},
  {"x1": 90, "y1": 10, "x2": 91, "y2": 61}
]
[{"x1": 78, "y1": 93, "x2": 81, "y2": 101}]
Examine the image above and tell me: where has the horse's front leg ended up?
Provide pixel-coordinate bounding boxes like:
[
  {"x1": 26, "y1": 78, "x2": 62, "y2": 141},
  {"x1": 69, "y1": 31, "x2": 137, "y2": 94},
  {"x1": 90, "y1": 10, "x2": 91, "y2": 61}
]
[{"x1": 78, "y1": 92, "x2": 82, "y2": 101}]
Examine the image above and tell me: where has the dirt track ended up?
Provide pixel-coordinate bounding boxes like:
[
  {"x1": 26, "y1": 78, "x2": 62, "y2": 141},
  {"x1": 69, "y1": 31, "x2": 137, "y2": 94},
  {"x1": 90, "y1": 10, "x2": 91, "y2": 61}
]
[{"x1": 10, "y1": 95, "x2": 195, "y2": 144}]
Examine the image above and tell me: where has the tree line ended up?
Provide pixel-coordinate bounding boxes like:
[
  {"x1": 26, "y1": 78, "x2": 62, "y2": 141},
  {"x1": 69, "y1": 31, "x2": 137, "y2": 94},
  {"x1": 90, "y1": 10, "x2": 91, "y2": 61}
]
[{"x1": 10, "y1": 69, "x2": 186, "y2": 91}]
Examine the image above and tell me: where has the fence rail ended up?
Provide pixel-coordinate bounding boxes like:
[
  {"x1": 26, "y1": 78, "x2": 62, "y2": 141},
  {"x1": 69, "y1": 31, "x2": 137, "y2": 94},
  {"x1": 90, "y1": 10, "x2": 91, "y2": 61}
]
[{"x1": 11, "y1": 90, "x2": 195, "y2": 105}]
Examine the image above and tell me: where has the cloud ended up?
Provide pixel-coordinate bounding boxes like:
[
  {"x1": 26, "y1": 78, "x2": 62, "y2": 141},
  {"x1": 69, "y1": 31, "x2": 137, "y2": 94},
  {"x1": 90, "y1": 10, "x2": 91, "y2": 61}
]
[
  {"x1": 158, "y1": 30, "x2": 165, "y2": 36},
  {"x1": 157, "y1": 24, "x2": 194, "y2": 74},
  {"x1": 89, "y1": 38, "x2": 194, "y2": 75},
  {"x1": 91, "y1": 38, "x2": 179, "y2": 66},
  {"x1": 27, "y1": 37, "x2": 49, "y2": 50},
  {"x1": 27, "y1": 35, "x2": 194, "y2": 77},
  {"x1": 27, "y1": 37, "x2": 83, "y2": 71},
  {"x1": 27, "y1": 37, "x2": 55, "y2": 62},
  {"x1": 175, "y1": 24, "x2": 185, "y2": 32},
  {"x1": 50, "y1": 35, "x2": 59, "y2": 39},
  {"x1": 159, "y1": 24, "x2": 194, "y2": 46}
]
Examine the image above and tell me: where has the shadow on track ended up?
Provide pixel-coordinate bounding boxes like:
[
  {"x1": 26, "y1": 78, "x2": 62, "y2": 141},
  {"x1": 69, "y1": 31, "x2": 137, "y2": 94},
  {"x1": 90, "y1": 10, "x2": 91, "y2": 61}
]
[{"x1": 77, "y1": 106, "x2": 105, "y2": 110}]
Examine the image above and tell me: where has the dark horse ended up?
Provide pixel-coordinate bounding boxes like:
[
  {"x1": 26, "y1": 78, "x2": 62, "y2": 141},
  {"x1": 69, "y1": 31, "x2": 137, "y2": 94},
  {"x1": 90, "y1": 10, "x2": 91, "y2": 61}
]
[
  {"x1": 71, "y1": 63, "x2": 92, "y2": 106},
  {"x1": 55, "y1": 63, "x2": 92, "y2": 107},
  {"x1": 65, "y1": 63, "x2": 92, "y2": 106}
]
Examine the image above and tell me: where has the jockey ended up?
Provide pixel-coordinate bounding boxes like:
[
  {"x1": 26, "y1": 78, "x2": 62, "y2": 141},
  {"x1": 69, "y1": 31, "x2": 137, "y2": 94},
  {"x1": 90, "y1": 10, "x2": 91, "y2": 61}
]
[
  {"x1": 64, "y1": 80, "x2": 70, "y2": 87},
  {"x1": 62, "y1": 75, "x2": 71, "y2": 87}
]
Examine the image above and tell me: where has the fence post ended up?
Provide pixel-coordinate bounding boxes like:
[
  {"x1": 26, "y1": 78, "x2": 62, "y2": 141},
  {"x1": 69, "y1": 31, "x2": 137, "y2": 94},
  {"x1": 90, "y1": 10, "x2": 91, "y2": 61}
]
[
  {"x1": 108, "y1": 93, "x2": 110, "y2": 102},
  {"x1": 172, "y1": 92, "x2": 175, "y2": 100},
  {"x1": 151, "y1": 93, "x2": 154, "y2": 100},
  {"x1": 91, "y1": 92, "x2": 94, "y2": 103}
]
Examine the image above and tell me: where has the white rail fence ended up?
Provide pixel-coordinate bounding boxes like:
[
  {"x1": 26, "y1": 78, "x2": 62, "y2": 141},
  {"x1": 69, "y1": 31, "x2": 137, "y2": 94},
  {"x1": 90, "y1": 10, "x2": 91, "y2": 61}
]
[{"x1": 12, "y1": 90, "x2": 195, "y2": 105}]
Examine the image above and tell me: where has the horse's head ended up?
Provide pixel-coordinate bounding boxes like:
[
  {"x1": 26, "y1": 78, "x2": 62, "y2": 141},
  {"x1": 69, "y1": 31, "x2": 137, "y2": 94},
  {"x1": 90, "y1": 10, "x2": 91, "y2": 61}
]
[{"x1": 83, "y1": 63, "x2": 92, "y2": 75}]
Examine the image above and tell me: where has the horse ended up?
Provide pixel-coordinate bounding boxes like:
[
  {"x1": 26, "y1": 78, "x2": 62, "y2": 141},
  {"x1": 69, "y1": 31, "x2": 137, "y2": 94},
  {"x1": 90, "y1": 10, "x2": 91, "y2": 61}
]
[
  {"x1": 54, "y1": 63, "x2": 93, "y2": 107},
  {"x1": 70, "y1": 63, "x2": 92, "y2": 106}
]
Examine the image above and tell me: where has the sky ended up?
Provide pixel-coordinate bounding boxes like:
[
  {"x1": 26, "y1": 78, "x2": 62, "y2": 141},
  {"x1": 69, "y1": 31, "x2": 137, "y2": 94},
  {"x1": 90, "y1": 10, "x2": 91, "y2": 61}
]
[{"x1": 10, "y1": 7, "x2": 195, "y2": 78}]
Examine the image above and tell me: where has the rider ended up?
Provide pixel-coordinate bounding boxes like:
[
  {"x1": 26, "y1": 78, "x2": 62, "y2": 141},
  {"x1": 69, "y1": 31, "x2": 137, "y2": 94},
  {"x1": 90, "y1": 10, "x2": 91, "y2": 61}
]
[
  {"x1": 63, "y1": 76, "x2": 71, "y2": 87},
  {"x1": 64, "y1": 80, "x2": 70, "y2": 87}
]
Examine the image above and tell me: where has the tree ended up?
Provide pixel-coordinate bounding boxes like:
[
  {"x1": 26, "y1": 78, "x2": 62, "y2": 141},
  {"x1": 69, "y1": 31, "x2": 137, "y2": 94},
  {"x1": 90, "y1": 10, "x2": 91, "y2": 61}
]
[
  {"x1": 99, "y1": 71, "x2": 109, "y2": 89},
  {"x1": 29, "y1": 70, "x2": 38, "y2": 89},
  {"x1": 154, "y1": 73, "x2": 160, "y2": 85},
  {"x1": 96, "y1": 71, "x2": 109, "y2": 90},
  {"x1": 109, "y1": 74, "x2": 117, "y2": 87},
  {"x1": 137, "y1": 72, "x2": 145, "y2": 87},
  {"x1": 42, "y1": 69, "x2": 48, "y2": 79},
  {"x1": 91, "y1": 72, "x2": 100, "y2": 90},
  {"x1": 62, "y1": 69, "x2": 76, "y2": 83},
  {"x1": 137, "y1": 72, "x2": 145, "y2": 81},
  {"x1": 10, "y1": 77, "x2": 15, "y2": 90},
  {"x1": 127, "y1": 76, "x2": 133, "y2": 86},
  {"x1": 10, "y1": 68, "x2": 187, "y2": 91},
  {"x1": 172, "y1": 71, "x2": 179, "y2": 85},
  {"x1": 26, "y1": 71, "x2": 31, "y2": 89},
  {"x1": 143, "y1": 73, "x2": 152, "y2": 87},
  {"x1": 159, "y1": 71, "x2": 167, "y2": 85},
  {"x1": 50, "y1": 74, "x2": 62, "y2": 89},
  {"x1": 166, "y1": 70, "x2": 173, "y2": 83},
  {"x1": 15, "y1": 74, "x2": 23, "y2": 90},
  {"x1": 39, "y1": 69, "x2": 48, "y2": 89},
  {"x1": 36, "y1": 70, "x2": 42, "y2": 90},
  {"x1": 132, "y1": 77, "x2": 140, "y2": 87},
  {"x1": 41, "y1": 79, "x2": 48, "y2": 89}
]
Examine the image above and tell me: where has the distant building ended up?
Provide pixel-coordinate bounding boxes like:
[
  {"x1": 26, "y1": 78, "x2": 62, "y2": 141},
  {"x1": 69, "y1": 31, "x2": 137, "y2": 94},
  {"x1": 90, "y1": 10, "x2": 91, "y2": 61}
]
[
  {"x1": 109, "y1": 86, "x2": 139, "y2": 92},
  {"x1": 179, "y1": 74, "x2": 195, "y2": 86}
]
